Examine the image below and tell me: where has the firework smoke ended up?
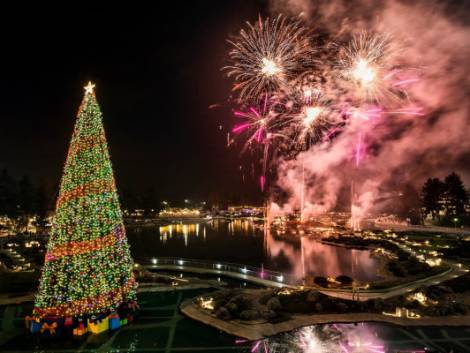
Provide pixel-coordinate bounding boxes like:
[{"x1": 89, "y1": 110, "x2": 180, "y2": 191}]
[{"x1": 268, "y1": 0, "x2": 470, "y2": 225}]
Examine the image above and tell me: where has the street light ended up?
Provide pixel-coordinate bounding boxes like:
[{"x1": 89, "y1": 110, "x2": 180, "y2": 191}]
[{"x1": 453, "y1": 217, "x2": 459, "y2": 229}]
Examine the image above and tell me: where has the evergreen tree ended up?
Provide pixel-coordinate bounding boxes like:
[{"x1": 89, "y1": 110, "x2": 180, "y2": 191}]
[
  {"x1": 421, "y1": 177, "x2": 445, "y2": 218},
  {"x1": 0, "y1": 168, "x2": 19, "y2": 217},
  {"x1": 33, "y1": 82, "x2": 137, "y2": 319},
  {"x1": 397, "y1": 183, "x2": 422, "y2": 224},
  {"x1": 34, "y1": 183, "x2": 49, "y2": 219},
  {"x1": 19, "y1": 175, "x2": 35, "y2": 214},
  {"x1": 142, "y1": 187, "x2": 160, "y2": 215},
  {"x1": 444, "y1": 172, "x2": 468, "y2": 215}
]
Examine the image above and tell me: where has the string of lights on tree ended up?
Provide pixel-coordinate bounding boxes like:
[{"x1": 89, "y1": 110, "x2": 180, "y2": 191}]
[{"x1": 33, "y1": 82, "x2": 137, "y2": 319}]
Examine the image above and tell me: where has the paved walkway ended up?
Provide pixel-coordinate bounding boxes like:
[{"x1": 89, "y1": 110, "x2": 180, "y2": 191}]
[
  {"x1": 142, "y1": 256, "x2": 468, "y2": 302},
  {"x1": 370, "y1": 223, "x2": 470, "y2": 235},
  {"x1": 319, "y1": 264, "x2": 466, "y2": 301},
  {"x1": 142, "y1": 264, "x2": 296, "y2": 289}
]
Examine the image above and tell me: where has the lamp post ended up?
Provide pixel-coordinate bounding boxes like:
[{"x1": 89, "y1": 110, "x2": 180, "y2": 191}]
[{"x1": 453, "y1": 217, "x2": 459, "y2": 229}]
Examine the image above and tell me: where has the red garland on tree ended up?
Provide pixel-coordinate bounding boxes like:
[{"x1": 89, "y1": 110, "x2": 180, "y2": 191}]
[{"x1": 31, "y1": 82, "x2": 138, "y2": 335}]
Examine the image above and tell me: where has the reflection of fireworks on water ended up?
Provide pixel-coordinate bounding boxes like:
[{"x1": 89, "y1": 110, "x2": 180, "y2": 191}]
[
  {"x1": 224, "y1": 15, "x2": 313, "y2": 102},
  {"x1": 295, "y1": 327, "x2": 331, "y2": 353},
  {"x1": 242, "y1": 324, "x2": 388, "y2": 353},
  {"x1": 341, "y1": 323, "x2": 386, "y2": 353}
]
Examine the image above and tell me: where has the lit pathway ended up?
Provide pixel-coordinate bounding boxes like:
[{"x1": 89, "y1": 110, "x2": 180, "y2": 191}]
[
  {"x1": 140, "y1": 255, "x2": 469, "y2": 302},
  {"x1": 141, "y1": 262, "x2": 295, "y2": 289},
  {"x1": 319, "y1": 263, "x2": 466, "y2": 301},
  {"x1": 370, "y1": 222, "x2": 470, "y2": 235}
]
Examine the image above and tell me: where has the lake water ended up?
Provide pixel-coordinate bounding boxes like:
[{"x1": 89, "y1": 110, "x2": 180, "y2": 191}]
[{"x1": 127, "y1": 219, "x2": 380, "y2": 282}]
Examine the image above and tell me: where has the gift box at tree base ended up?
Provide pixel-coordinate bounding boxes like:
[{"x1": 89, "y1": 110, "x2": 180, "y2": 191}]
[
  {"x1": 26, "y1": 301, "x2": 139, "y2": 337},
  {"x1": 28, "y1": 82, "x2": 138, "y2": 338}
]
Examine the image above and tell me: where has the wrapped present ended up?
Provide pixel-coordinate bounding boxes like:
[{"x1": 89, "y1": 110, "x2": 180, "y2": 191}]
[
  {"x1": 64, "y1": 317, "x2": 74, "y2": 327},
  {"x1": 87, "y1": 317, "x2": 109, "y2": 334},
  {"x1": 109, "y1": 312, "x2": 120, "y2": 330},
  {"x1": 120, "y1": 318, "x2": 128, "y2": 326},
  {"x1": 73, "y1": 323, "x2": 87, "y2": 336},
  {"x1": 30, "y1": 319, "x2": 42, "y2": 334},
  {"x1": 40, "y1": 322, "x2": 58, "y2": 336},
  {"x1": 109, "y1": 318, "x2": 120, "y2": 330},
  {"x1": 43, "y1": 315, "x2": 61, "y2": 323},
  {"x1": 109, "y1": 311, "x2": 119, "y2": 318}
]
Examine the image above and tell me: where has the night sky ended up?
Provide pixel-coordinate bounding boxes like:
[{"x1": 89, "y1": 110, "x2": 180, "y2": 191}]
[{"x1": 0, "y1": 2, "x2": 270, "y2": 203}]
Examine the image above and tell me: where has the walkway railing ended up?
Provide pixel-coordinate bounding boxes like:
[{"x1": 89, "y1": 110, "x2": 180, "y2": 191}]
[{"x1": 136, "y1": 257, "x2": 299, "y2": 287}]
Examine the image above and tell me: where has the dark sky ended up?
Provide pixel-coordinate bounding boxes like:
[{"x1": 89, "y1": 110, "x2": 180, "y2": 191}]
[{"x1": 0, "y1": 2, "x2": 270, "y2": 203}]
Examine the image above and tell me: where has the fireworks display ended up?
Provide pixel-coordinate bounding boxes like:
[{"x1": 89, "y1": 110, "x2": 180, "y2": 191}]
[
  {"x1": 223, "y1": 14, "x2": 420, "y2": 192},
  {"x1": 338, "y1": 32, "x2": 391, "y2": 101},
  {"x1": 224, "y1": 15, "x2": 313, "y2": 103}
]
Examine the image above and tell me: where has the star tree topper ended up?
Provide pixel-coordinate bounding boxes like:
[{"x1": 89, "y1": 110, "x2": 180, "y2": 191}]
[{"x1": 84, "y1": 81, "x2": 95, "y2": 94}]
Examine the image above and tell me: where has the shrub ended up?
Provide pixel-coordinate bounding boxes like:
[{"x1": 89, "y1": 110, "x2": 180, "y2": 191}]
[
  {"x1": 260, "y1": 309, "x2": 277, "y2": 320},
  {"x1": 215, "y1": 307, "x2": 231, "y2": 320},
  {"x1": 335, "y1": 275, "x2": 353, "y2": 286},
  {"x1": 227, "y1": 294, "x2": 252, "y2": 312},
  {"x1": 225, "y1": 302, "x2": 238, "y2": 313},
  {"x1": 372, "y1": 299, "x2": 385, "y2": 311},
  {"x1": 388, "y1": 260, "x2": 406, "y2": 277},
  {"x1": 336, "y1": 302, "x2": 348, "y2": 312},
  {"x1": 453, "y1": 303, "x2": 469, "y2": 315},
  {"x1": 266, "y1": 297, "x2": 282, "y2": 312},
  {"x1": 314, "y1": 276, "x2": 328, "y2": 287},
  {"x1": 259, "y1": 291, "x2": 274, "y2": 305},
  {"x1": 306, "y1": 290, "x2": 321, "y2": 302},
  {"x1": 240, "y1": 309, "x2": 260, "y2": 321}
]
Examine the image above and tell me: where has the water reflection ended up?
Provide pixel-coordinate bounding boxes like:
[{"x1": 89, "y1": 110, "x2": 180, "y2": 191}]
[
  {"x1": 129, "y1": 219, "x2": 379, "y2": 282},
  {"x1": 247, "y1": 324, "x2": 387, "y2": 353},
  {"x1": 264, "y1": 227, "x2": 379, "y2": 282},
  {"x1": 159, "y1": 223, "x2": 202, "y2": 246}
]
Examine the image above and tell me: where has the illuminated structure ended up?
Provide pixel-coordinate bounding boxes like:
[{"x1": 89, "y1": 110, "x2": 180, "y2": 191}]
[
  {"x1": 33, "y1": 83, "x2": 137, "y2": 325},
  {"x1": 159, "y1": 208, "x2": 201, "y2": 218}
]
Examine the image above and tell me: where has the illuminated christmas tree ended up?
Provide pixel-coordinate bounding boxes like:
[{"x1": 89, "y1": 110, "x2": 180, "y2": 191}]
[{"x1": 33, "y1": 82, "x2": 137, "y2": 321}]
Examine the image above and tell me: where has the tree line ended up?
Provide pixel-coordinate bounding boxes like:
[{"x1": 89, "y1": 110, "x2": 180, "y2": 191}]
[
  {"x1": 0, "y1": 169, "x2": 50, "y2": 218},
  {"x1": 421, "y1": 172, "x2": 469, "y2": 226},
  {"x1": 0, "y1": 169, "x2": 165, "y2": 219}
]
